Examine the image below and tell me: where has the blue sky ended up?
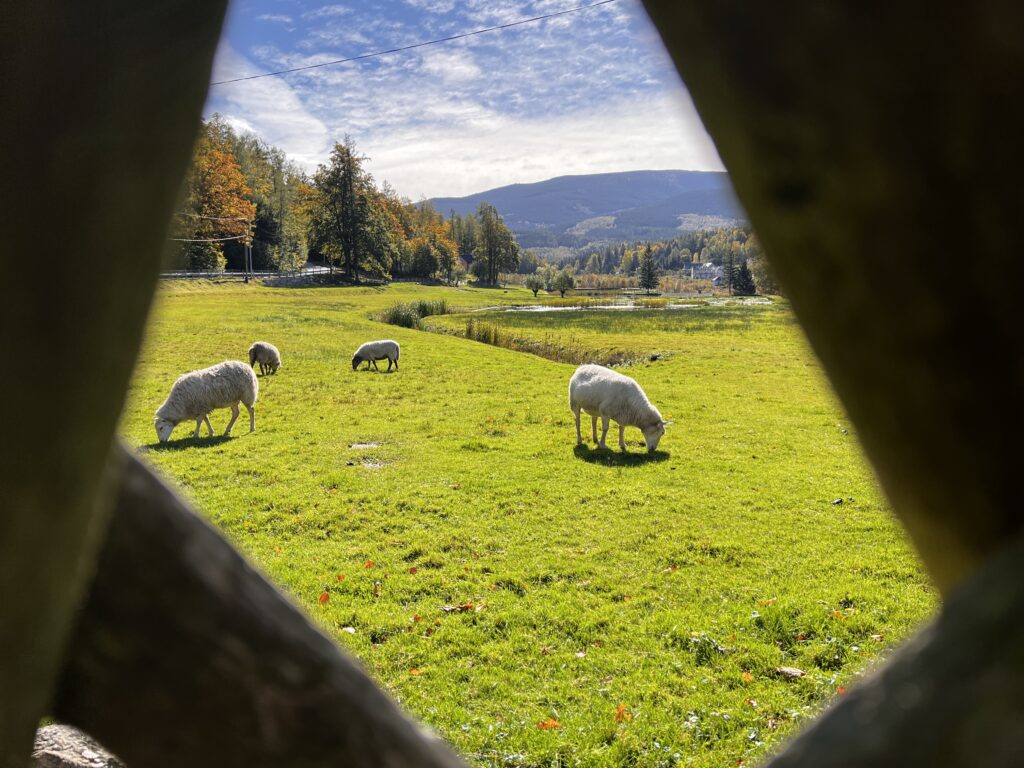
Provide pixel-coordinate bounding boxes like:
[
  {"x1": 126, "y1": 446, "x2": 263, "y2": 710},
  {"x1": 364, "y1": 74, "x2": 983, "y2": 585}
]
[{"x1": 206, "y1": 0, "x2": 724, "y2": 198}]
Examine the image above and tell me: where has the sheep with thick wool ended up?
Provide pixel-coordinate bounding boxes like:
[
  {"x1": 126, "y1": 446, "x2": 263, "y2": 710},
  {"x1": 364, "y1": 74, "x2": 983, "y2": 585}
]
[
  {"x1": 248, "y1": 341, "x2": 281, "y2": 375},
  {"x1": 569, "y1": 364, "x2": 667, "y2": 452},
  {"x1": 352, "y1": 339, "x2": 400, "y2": 371},
  {"x1": 154, "y1": 360, "x2": 258, "y2": 443}
]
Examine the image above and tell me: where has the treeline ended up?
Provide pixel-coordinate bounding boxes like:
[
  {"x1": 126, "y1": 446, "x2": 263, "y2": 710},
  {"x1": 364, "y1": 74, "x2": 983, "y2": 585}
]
[
  {"x1": 169, "y1": 117, "x2": 518, "y2": 283},
  {"x1": 170, "y1": 117, "x2": 309, "y2": 272},
  {"x1": 513, "y1": 226, "x2": 778, "y2": 294},
  {"x1": 525, "y1": 227, "x2": 760, "y2": 274}
]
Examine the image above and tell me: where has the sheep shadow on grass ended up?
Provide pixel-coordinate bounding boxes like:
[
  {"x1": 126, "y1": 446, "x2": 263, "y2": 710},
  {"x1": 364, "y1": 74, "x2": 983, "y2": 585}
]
[
  {"x1": 142, "y1": 435, "x2": 234, "y2": 452},
  {"x1": 573, "y1": 444, "x2": 669, "y2": 466}
]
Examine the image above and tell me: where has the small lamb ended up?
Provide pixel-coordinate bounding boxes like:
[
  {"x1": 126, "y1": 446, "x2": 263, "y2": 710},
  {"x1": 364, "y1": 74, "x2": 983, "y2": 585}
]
[
  {"x1": 248, "y1": 341, "x2": 281, "y2": 375},
  {"x1": 569, "y1": 364, "x2": 667, "y2": 452},
  {"x1": 352, "y1": 339, "x2": 400, "y2": 371},
  {"x1": 154, "y1": 360, "x2": 258, "y2": 443}
]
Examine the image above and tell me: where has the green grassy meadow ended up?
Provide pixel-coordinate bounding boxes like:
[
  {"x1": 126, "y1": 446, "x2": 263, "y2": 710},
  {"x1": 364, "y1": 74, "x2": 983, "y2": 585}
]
[{"x1": 121, "y1": 281, "x2": 935, "y2": 768}]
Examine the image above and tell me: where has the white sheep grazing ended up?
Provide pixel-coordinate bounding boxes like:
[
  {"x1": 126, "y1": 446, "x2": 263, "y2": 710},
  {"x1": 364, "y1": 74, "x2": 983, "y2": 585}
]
[
  {"x1": 352, "y1": 339, "x2": 400, "y2": 371},
  {"x1": 248, "y1": 341, "x2": 282, "y2": 375},
  {"x1": 154, "y1": 360, "x2": 259, "y2": 443},
  {"x1": 568, "y1": 363, "x2": 667, "y2": 452}
]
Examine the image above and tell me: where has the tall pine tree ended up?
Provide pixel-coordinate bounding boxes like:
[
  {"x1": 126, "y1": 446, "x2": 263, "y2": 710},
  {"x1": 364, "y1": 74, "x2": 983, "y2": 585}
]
[
  {"x1": 638, "y1": 243, "x2": 659, "y2": 292},
  {"x1": 733, "y1": 259, "x2": 756, "y2": 295}
]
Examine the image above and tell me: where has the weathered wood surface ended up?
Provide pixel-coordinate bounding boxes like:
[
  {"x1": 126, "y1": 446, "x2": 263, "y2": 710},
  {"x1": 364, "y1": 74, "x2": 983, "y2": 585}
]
[
  {"x1": 4, "y1": 1, "x2": 1024, "y2": 767},
  {"x1": 641, "y1": 2, "x2": 1024, "y2": 765},
  {"x1": 0, "y1": 2, "x2": 228, "y2": 765},
  {"x1": 53, "y1": 447, "x2": 465, "y2": 768},
  {"x1": 642, "y1": 1, "x2": 1024, "y2": 596},
  {"x1": 32, "y1": 726, "x2": 124, "y2": 768},
  {"x1": 765, "y1": 532, "x2": 1024, "y2": 767}
]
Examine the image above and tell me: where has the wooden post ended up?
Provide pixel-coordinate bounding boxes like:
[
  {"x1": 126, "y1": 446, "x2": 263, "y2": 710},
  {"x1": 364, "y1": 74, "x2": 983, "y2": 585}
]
[{"x1": 0, "y1": 2, "x2": 228, "y2": 764}]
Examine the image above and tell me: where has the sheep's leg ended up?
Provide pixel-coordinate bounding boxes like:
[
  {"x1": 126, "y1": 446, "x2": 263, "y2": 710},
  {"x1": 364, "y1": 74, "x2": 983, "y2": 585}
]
[
  {"x1": 393, "y1": 356, "x2": 398, "y2": 370},
  {"x1": 386, "y1": 358, "x2": 393, "y2": 372},
  {"x1": 599, "y1": 416, "x2": 609, "y2": 449},
  {"x1": 618, "y1": 424, "x2": 626, "y2": 451},
  {"x1": 224, "y1": 404, "x2": 240, "y2": 436},
  {"x1": 591, "y1": 414, "x2": 598, "y2": 443},
  {"x1": 371, "y1": 359, "x2": 379, "y2": 371},
  {"x1": 573, "y1": 406, "x2": 583, "y2": 445},
  {"x1": 204, "y1": 415, "x2": 214, "y2": 437},
  {"x1": 194, "y1": 419, "x2": 202, "y2": 438},
  {"x1": 247, "y1": 403, "x2": 255, "y2": 433}
]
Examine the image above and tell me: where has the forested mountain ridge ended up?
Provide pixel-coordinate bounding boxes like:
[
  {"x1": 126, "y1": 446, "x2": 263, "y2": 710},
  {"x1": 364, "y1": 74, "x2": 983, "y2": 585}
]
[{"x1": 431, "y1": 170, "x2": 746, "y2": 247}]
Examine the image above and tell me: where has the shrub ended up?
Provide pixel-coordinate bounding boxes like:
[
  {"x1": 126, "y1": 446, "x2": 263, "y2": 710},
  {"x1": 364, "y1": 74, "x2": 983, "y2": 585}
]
[{"x1": 376, "y1": 300, "x2": 452, "y2": 329}]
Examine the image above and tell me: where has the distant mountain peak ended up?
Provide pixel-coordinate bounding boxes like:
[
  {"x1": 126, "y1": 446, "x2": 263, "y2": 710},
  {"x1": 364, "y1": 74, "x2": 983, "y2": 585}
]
[{"x1": 430, "y1": 169, "x2": 745, "y2": 249}]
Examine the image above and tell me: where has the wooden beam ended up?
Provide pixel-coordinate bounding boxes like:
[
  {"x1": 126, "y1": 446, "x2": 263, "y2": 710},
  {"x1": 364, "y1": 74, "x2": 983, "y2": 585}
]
[
  {"x1": 642, "y1": 0, "x2": 1024, "y2": 595},
  {"x1": 0, "y1": 2, "x2": 227, "y2": 764},
  {"x1": 53, "y1": 448, "x2": 465, "y2": 768}
]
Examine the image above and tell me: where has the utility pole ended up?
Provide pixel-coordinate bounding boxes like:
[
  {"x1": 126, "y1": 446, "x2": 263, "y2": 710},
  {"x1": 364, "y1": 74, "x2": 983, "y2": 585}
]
[{"x1": 243, "y1": 218, "x2": 253, "y2": 283}]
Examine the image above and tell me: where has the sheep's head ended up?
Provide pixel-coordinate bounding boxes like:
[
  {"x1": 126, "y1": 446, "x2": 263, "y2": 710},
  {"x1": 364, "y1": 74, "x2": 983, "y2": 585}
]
[
  {"x1": 351, "y1": 355, "x2": 362, "y2": 370},
  {"x1": 154, "y1": 416, "x2": 176, "y2": 444},
  {"x1": 641, "y1": 420, "x2": 667, "y2": 452}
]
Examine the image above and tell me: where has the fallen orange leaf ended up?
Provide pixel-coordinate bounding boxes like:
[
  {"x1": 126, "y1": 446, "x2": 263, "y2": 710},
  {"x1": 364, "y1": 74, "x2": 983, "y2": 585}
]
[
  {"x1": 614, "y1": 704, "x2": 632, "y2": 722},
  {"x1": 742, "y1": 671, "x2": 753, "y2": 683},
  {"x1": 623, "y1": 595, "x2": 632, "y2": 603},
  {"x1": 537, "y1": 718, "x2": 561, "y2": 731},
  {"x1": 837, "y1": 685, "x2": 847, "y2": 696},
  {"x1": 409, "y1": 667, "x2": 422, "y2": 676},
  {"x1": 318, "y1": 591, "x2": 329, "y2": 605},
  {"x1": 412, "y1": 614, "x2": 422, "y2": 623},
  {"x1": 409, "y1": 566, "x2": 418, "y2": 574},
  {"x1": 364, "y1": 559, "x2": 374, "y2": 569},
  {"x1": 336, "y1": 574, "x2": 346, "y2": 582},
  {"x1": 440, "y1": 602, "x2": 475, "y2": 613}
]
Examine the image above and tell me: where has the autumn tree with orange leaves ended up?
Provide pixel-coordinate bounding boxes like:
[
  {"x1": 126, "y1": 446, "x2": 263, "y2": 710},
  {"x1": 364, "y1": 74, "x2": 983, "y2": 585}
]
[{"x1": 171, "y1": 119, "x2": 256, "y2": 271}]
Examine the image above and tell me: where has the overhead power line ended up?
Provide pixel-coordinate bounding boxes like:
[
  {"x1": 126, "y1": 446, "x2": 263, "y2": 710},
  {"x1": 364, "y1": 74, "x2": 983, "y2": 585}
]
[
  {"x1": 169, "y1": 235, "x2": 247, "y2": 242},
  {"x1": 177, "y1": 212, "x2": 251, "y2": 222},
  {"x1": 211, "y1": 0, "x2": 620, "y2": 86}
]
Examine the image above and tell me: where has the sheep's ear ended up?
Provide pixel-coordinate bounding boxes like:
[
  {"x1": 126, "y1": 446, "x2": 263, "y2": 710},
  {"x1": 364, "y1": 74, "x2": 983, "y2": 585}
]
[{"x1": 662, "y1": 420, "x2": 673, "y2": 427}]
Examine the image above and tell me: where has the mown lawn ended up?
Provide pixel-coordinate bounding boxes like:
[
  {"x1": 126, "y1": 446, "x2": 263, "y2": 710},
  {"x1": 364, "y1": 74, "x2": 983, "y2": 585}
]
[{"x1": 121, "y1": 281, "x2": 935, "y2": 768}]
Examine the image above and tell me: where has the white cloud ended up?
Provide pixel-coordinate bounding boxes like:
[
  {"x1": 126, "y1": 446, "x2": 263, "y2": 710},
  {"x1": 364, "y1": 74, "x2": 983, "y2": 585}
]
[
  {"x1": 404, "y1": 0, "x2": 457, "y2": 12},
  {"x1": 362, "y1": 92, "x2": 724, "y2": 199},
  {"x1": 206, "y1": 42, "x2": 331, "y2": 167},
  {"x1": 257, "y1": 14, "x2": 293, "y2": 23},
  {"x1": 204, "y1": 0, "x2": 722, "y2": 197},
  {"x1": 419, "y1": 49, "x2": 481, "y2": 84},
  {"x1": 301, "y1": 4, "x2": 352, "y2": 19}
]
